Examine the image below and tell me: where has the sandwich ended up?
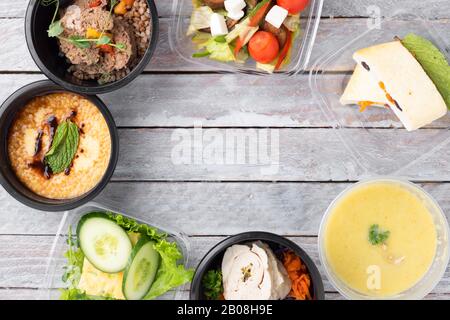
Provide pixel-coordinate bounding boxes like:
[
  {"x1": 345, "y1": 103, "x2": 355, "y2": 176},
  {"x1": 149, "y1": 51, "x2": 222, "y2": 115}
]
[{"x1": 340, "y1": 33, "x2": 450, "y2": 131}]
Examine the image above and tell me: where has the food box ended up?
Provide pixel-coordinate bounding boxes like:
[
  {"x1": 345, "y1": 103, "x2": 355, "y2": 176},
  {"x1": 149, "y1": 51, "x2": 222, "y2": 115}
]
[
  {"x1": 309, "y1": 11, "x2": 450, "y2": 176},
  {"x1": 169, "y1": 0, "x2": 323, "y2": 74},
  {"x1": 42, "y1": 201, "x2": 191, "y2": 300}
]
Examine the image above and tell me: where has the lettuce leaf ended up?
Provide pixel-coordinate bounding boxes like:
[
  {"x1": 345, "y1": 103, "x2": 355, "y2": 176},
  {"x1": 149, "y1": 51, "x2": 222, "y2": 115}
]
[
  {"x1": 106, "y1": 213, "x2": 166, "y2": 243},
  {"x1": 283, "y1": 14, "x2": 300, "y2": 32},
  {"x1": 401, "y1": 33, "x2": 450, "y2": 109},
  {"x1": 144, "y1": 240, "x2": 195, "y2": 299},
  {"x1": 61, "y1": 228, "x2": 84, "y2": 289},
  {"x1": 205, "y1": 38, "x2": 235, "y2": 62},
  {"x1": 60, "y1": 288, "x2": 114, "y2": 300},
  {"x1": 187, "y1": 6, "x2": 214, "y2": 36}
]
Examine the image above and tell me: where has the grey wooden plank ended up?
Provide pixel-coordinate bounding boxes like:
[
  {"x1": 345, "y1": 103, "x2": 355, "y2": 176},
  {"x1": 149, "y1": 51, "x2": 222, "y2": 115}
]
[
  {"x1": 0, "y1": 18, "x2": 448, "y2": 72},
  {"x1": 113, "y1": 128, "x2": 450, "y2": 181},
  {"x1": 1, "y1": 235, "x2": 449, "y2": 298},
  {"x1": 0, "y1": 288, "x2": 180, "y2": 300},
  {"x1": 3, "y1": 0, "x2": 449, "y2": 19},
  {"x1": 1, "y1": 74, "x2": 450, "y2": 129},
  {"x1": 2, "y1": 182, "x2": 450, "y2": 235},
  {"x1": 0, "y1": 1, "x2": 28, "y2": 18}
]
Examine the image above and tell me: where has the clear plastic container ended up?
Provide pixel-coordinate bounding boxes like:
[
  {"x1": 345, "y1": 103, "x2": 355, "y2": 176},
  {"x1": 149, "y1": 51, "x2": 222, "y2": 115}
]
[
  {"x1": 169, "y1": 0, "x2": 324, "y2": 74},
  {"x1": 41, "y1": 201, "x2": 191, "y2": 300},
  {"x1": 318, "y1": 177, "x2": 450, "y2": 300},
  {"x1": 309, "y1": 11, "x2": 450, "y2": 176}
]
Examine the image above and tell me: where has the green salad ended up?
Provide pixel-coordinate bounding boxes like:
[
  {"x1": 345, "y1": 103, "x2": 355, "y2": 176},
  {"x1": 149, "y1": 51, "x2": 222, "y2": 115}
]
[
  {"x1": 60, "y1": 212, "x2": 194, "y2": 300},
  {"x1": 188, "y1": 0, "x2": 310, "y2": 72}
]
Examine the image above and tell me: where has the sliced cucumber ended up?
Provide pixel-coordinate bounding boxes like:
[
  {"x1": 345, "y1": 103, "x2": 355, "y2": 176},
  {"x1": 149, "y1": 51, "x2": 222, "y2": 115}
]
[
  {"x1": 77, "y1": 212, "x2": 132, "y2": 273},
  {"x1": 123, "y1": 236, "x2": 161, "y2": 300}
]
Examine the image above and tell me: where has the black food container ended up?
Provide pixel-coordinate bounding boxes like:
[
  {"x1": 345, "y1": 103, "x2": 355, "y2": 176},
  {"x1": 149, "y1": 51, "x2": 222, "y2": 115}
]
[
  {"x1": 25, "y1": 0, "x2": 159, "y2": 95},
  {"x1": 0, "y1": 80, "x2": 119, "y2": 211},
  {"x1": 190, "y1": 231, "x2": 325, "y2": 300}
]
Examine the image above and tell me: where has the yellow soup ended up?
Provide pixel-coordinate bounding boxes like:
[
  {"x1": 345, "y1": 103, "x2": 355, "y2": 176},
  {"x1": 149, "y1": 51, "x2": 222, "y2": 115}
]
[{"x1": 324, "y1": 182, "x2": 437, "y2": 297}]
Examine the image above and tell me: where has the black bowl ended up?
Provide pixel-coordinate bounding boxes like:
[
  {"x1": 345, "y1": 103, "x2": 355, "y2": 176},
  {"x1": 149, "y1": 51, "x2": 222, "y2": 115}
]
[
  {"x1": 190, "y1": 231, "x2": 325, "y2": 300},
  {"x1": 25, "y1": 0, "x2": 159, "y2": 95},
  {"x1": 0, "y1": 80, "x2": 119, "y2": 212}
]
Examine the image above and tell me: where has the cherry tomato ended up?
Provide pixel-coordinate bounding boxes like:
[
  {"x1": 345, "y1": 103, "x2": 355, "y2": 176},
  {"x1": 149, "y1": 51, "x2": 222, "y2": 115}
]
[
  {"x1": 99, "y1": 44, "x2": 114, "y2": 54},
  {"x1": 88, "y1": 0, "x2": 102, "y2": 8},
  {"x1": 248, "y1": 31, "x2": 280, "y2": 64},
  {"x1": 277, "y1": 0, "x2": 309, "y2": 14}
]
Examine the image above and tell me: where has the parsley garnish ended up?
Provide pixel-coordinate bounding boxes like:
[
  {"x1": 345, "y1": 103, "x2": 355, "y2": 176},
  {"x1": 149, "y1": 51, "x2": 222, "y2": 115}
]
[
  {"x1": 369, "y1": 224, "x2": 390, "y2": 245},
  {"x1": 202, "y1": 270, "x2": 223, "y2": 300}
]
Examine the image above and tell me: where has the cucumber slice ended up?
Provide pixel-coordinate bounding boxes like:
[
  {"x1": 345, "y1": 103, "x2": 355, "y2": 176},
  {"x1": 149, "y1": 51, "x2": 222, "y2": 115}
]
[
  {"x1": 123, "y1": 236, "x2": 161, "y2": 300},
  {"x1": 77, "y1": 212, "x2": 132, "y2": 273}
]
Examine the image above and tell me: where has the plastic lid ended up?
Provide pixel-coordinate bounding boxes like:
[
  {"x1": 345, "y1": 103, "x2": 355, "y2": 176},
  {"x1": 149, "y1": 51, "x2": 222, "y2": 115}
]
[
  {"x1": 169, "y1": 0, "x2": 324, "y2": 75},
  {"x1": 309, "y1": 11, "x2": 450, "y2": 177}
]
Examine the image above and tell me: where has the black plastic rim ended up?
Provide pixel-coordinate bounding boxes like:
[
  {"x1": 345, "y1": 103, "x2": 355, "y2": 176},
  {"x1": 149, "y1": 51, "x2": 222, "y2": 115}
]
[
  {"x1": 0, "y1": 80, "x2": 119, "y2": 212},
  {"x1": 190, "y1": 231, "x2": 325, "y2": 300},
  {"x1": 25, "y1": 0, "x2": 159, "y2": 95}
]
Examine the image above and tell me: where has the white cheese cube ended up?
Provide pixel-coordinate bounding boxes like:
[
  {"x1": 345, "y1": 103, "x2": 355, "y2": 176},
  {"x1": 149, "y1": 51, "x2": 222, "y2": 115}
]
[
  {"x1": 224, "y1": 0, "x2": 246, "y2": 13},
  {"x1": 227, "y1": 10, "x2": 245, "y2": 21},
  {"x1": 265, "y1": 5, "x2": 289, "y2": 29},
  {"x1": 210, "y1": 13, "x2": 229, "y2": 36}
]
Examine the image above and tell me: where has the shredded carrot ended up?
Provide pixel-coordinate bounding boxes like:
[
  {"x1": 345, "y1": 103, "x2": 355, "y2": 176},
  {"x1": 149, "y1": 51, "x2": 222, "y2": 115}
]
[
  {"x1": 282, "y1": 250, "x2": 312, "y2": 300},
  {"x1": 358, "y1": 101, "x2": 375, "y2": 112}
]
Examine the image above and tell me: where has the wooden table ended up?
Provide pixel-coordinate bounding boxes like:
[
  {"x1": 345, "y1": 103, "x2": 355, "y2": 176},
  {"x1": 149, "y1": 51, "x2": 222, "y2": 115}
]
[{"x1": 1, "y1": 0, "x2": 450, "y2": 300}]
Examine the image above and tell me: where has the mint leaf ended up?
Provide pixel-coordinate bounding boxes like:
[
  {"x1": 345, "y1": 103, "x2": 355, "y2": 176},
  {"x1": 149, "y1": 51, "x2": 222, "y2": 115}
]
[
  {"x1": 113, "y1": 42, "x2": 126, "y2": 50},
  {"x1": 401, "y1": 33, "x2": 450, "y2": 109},
  {"x1": 48, "y1": 20, "x2": 64, "y2": 37},
  {"x1": 45, "y1": 120, "x2": 80, "y2": 174},
  {"x1": 369, "y1": 224, "x2": 390, "y2": 245},
  {"x1": 96, "y1": 35, "x2": 111, "y2": 46}
]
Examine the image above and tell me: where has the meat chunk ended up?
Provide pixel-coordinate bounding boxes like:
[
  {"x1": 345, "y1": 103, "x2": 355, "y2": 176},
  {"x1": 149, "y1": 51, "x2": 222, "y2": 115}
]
[
  {"x1": 68, "y1": 18, "x2": 137, "y2": 77},
  {"x1": 59, "y1": 39, "x2": 100, "y2": 65},
  {"x1": 262, "y1": 21, "x2": 287, "y2": 48},
  {"x1": 58, "y1": 4, "x2": 114, "y2": 66},
  {"x1": 202, "y1": 0, "x2": 225, "y2": 10},
  {"x1": 80, "y1": 7, "x2": 114, "y2": 32},
  {"x1": 60, "y1": 5, "x2": 82, "y2": 31},
  {"x1": 111, "y1": 18, "x2": 136, "y2": 70}
]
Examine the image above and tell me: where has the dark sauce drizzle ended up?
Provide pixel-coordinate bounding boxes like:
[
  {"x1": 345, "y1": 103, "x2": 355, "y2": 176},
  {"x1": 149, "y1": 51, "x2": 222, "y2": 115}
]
[
  {"x1": 393, "y1": 100, "x2": 403, "y2": 112},
  {"x1": 361, "y1": 61, "x2": 370, "y2": 71},
  {"x1": 33, "y1": 129, "x2": 43, "y2": 156},
  {"x1": 28, "y1": 110, "x2": 79, "y2": 179},
  {"x1": 46, "y1": 115, "x2": 58, "y2": 148}
]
